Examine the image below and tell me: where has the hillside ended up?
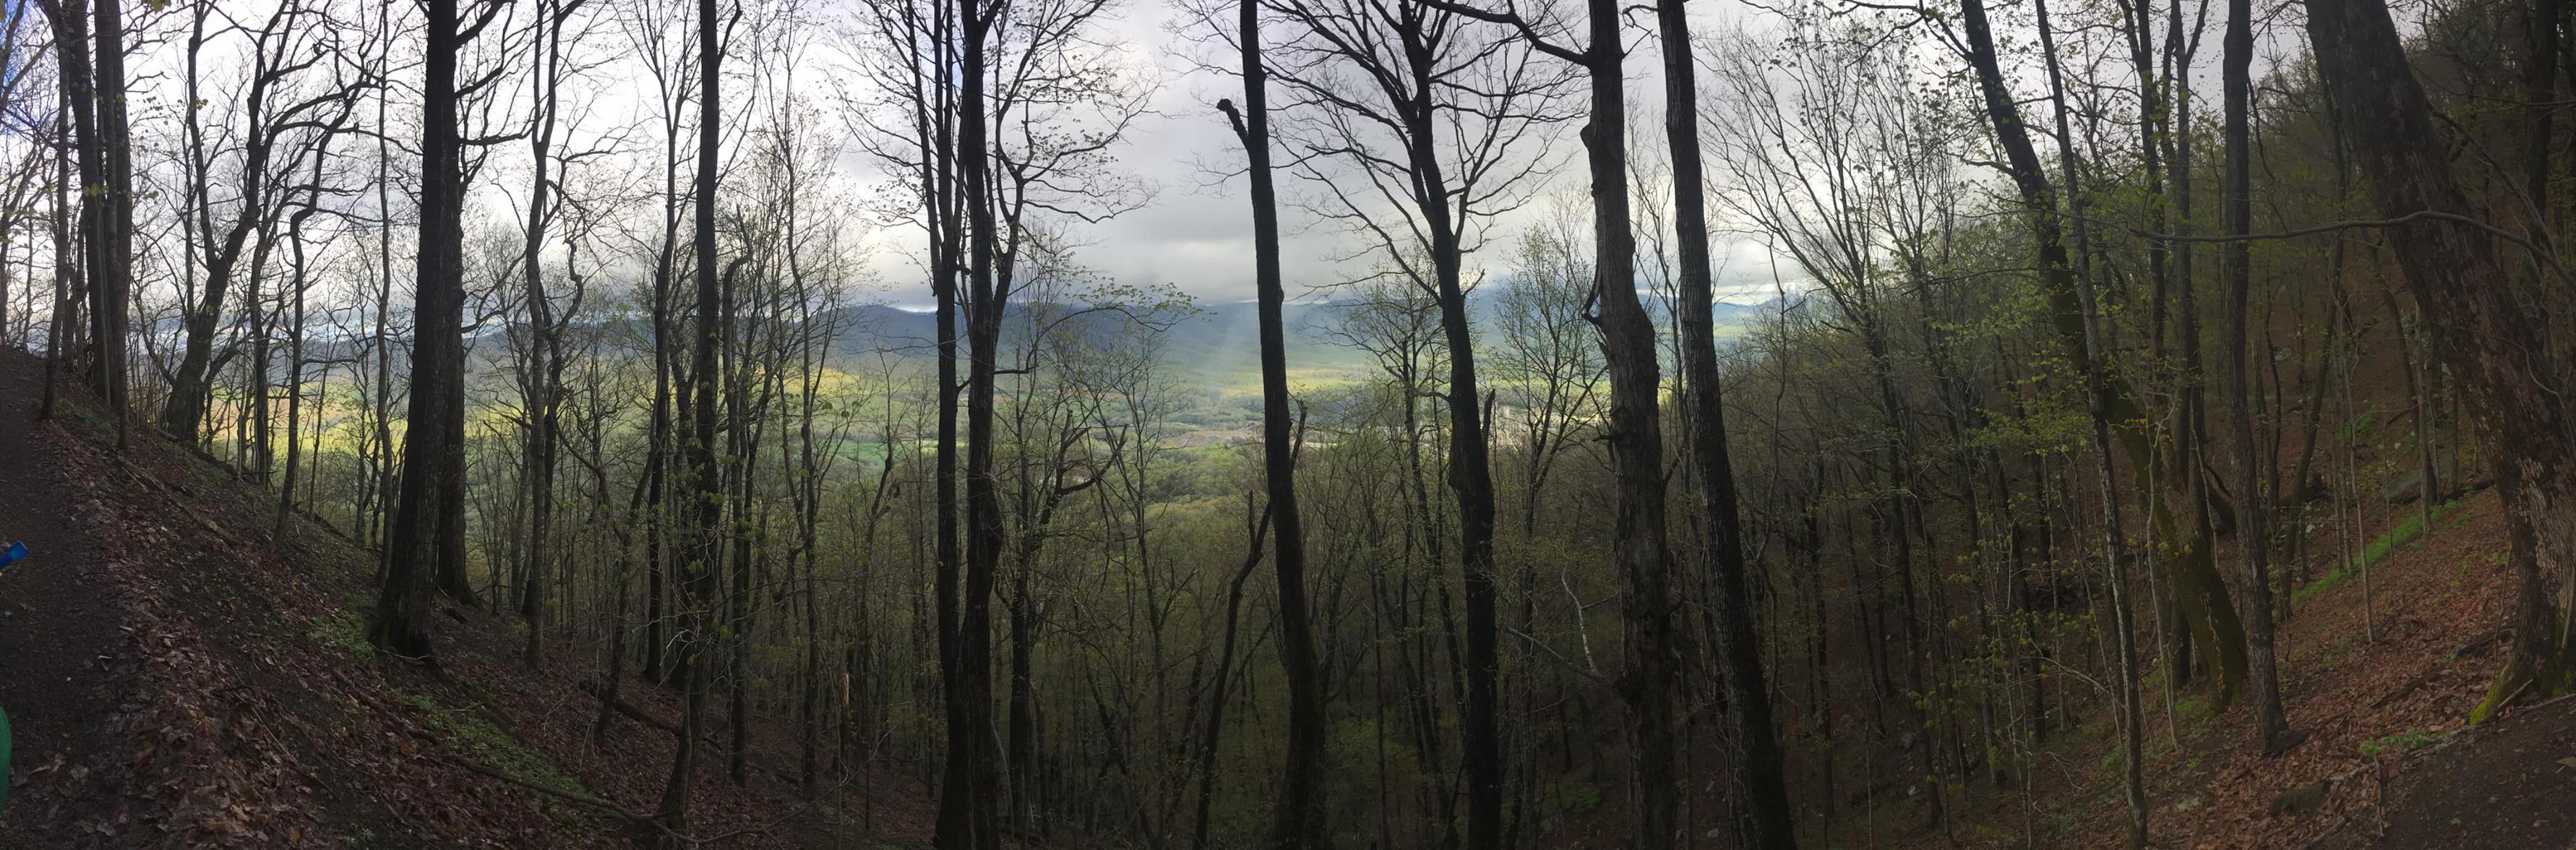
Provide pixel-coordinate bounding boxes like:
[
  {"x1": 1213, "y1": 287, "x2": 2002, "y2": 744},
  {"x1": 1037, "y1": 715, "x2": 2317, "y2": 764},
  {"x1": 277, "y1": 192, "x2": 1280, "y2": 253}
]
[
  {"x1": 12, "y1": 338, "x2": 2572, "y2": 849},
  {"x1": 0, "y1": 349, "x2": 924, "y2": 849},
  {"x1": 1835, "y1": 313, "x2": 2570, "y2": 849},
  {"x1": 1869, "y1": 485, "x2": 2524, "y2": 848},
  {"x1": 22, "y1": 0, "x2": 2576, "y2": 841}
]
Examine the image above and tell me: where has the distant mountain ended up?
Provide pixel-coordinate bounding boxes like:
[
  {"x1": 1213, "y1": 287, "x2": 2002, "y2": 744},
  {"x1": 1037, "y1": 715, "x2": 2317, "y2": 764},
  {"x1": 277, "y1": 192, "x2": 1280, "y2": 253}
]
[
  {"x1": 820, "y1": 291, "x2": 1779, "y2": 397},
  {"x1": 822, "y1": 300, "x2": 1376, "y2": 388}
]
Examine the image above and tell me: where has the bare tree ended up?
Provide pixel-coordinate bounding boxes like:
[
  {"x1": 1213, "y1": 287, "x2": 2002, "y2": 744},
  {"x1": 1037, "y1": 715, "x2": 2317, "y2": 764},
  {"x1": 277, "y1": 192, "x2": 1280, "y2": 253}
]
[
  {"x1": 374, "y1": 0, "x2": 512, "y2": 656},
  {"x1": 1252, "y1": 0, "x2": 1570, "y2": 843},
  {"x1": 2219, "y1": 0, "x2": 2288, "y2": 755},
  {"x1": 163, "y1": 0, "x2": 374, "y2": 444},
  {"x1": 1215, "y1": 0, "x2": 1327, "y2": 838}
]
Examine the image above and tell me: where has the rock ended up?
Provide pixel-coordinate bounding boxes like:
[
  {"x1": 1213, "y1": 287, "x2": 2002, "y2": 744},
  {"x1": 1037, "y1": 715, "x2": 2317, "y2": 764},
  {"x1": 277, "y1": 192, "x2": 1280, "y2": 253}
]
[
  {"x1": 2384, "y1": 471, "x2": 2430, "y2": 505},
  {"x1": 2382, "y1": 458, "x2": 2465, "y2": 505}
]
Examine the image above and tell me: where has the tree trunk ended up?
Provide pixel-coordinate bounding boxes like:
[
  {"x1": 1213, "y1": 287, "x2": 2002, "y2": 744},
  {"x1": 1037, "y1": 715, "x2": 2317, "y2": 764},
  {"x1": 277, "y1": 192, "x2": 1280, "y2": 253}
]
[
  {"x1": 520, "y1": 0, "x2": 566, "y2": 669},
  {"x1": 1218, "y1": 4, "x2": 1327, "y2": 840},
  {"x1": 2302, "y1": 0, "x2": 2576, "y2": 722},
  {"x1": 38, "y1": 64, "x2": 72, "y2": 422},
  {"x1": 657, "y1": 0, "x2": 726, "y2": 830},
  {"x1": 1657, "y1": 1, "x2": 1795, "y2": 843},
  {"x1": 275, "y1": 200, "x2": 319, "y2": 541},
  {"x1": 88, "y1": 0, "x2": 127, "y2": 445},
  {"x1": 1571, "y1": 1, "x2": 1685, "y2": 839},
  {"x1": 945, "y1": 0, "x2": 1005, "y2": 841},
  {"x1": 1959, "y1": 0, "x2": 2149, "y2": 841},
  {"x1": 2222, "y1": 0, "x2": 2290, "y2": 754},
  {"x1": 38, "y1": 0, "x2": 98, "y2": 395},
  {"x1": 370, "y1": 0, "x2": 464, "y2": 661}
]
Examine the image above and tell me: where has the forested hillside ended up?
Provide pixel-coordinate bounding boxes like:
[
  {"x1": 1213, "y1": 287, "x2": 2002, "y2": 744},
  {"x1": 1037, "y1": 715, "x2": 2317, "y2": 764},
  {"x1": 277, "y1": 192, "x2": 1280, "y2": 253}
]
[{"x1": 2, "y1": 0, "x2": 2575, "y2": 846}]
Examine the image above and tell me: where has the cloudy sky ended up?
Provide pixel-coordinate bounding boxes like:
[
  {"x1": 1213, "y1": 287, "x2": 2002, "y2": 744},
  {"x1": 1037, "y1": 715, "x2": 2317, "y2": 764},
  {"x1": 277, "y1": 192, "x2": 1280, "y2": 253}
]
[
  {"x1": 101, "y1": 0, "x2": 2317, "y2": 321},
  {"x1": 841, "y1": 0, "x2": 1802, "y2": 309}
]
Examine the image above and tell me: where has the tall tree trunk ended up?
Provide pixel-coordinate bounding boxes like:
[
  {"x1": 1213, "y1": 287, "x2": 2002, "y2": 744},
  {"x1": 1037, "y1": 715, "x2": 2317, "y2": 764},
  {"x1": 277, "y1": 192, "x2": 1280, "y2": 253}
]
[
  {"x1": 658, "y1": 0, "x2": 726, "y2": 830},
  {"x1": 275, "y1": 199, "x2": 319, "y2": 540},
  {"x1": 521, "y1": 0, "x2": 566, "y2": 669},
  {"x1": 1564, "y1": 0, "x2": 1687, "y2": 838},
  {"x1": 2223, "y1": 0, "x2": 2290, "y2": 754},
  {"x1": 38, "y1": 77, "x2": 69, "y2": 421},
  {"x1": 1218, "y1": 1, "x2": 1327, "y2": 838},
  {"x1": 88, "y1": 0, "x2": 126, "y2": 445},
  {"x1": 918, "y1": 0, "x2": 970, "y2": 837},
  {"x1": 1657, "y1": 2, "x2": 1795, "y2": 843},
  {"x1": 370, "y1": 0, "x2": 465, "y2": 659},
  {"x1": 38, "y1": 0, "x2": 97, "y2": 398},
  {"x1": 797, "y1": 327, "x2": 824, "y2": 796},
  {"x1": 1959, "y1": 0, "x2": 2149, "y2": 841},
  {"x1": 641, "y1": 30, "x2": 687, "y2": 687},
  {"x1": 371, "y1": 0, "x2": 395, "y2": 562},
  {"x1": 943, "y1": 0, "x2": 1005, "y2": 841},
  {"x1": 1368, "y1": 25, "x2": 1503, "y2": 849}
]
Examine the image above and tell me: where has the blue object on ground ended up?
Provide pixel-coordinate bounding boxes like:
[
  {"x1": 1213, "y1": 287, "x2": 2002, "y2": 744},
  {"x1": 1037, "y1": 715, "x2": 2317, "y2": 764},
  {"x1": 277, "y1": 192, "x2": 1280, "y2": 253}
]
[{"x1": 0, "y1": 540, "x2": 23, "y2": 570}]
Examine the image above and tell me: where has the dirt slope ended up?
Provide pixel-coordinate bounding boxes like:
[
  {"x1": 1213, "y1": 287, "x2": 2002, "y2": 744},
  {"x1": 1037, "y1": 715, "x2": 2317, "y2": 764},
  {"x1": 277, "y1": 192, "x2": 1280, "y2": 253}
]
[
  {"x1": 2342, "y1": 693, "x2": 2576, "y2": 849},
  {"x1": 1873, "y1": 479, "x2": 2572, "y2": 847},
  {"x1": 0, "y1": 350, "x2": 926, "y2": 848},
  {"x1": 0, "y1": 353, "x2": 139, "y2": 842}
]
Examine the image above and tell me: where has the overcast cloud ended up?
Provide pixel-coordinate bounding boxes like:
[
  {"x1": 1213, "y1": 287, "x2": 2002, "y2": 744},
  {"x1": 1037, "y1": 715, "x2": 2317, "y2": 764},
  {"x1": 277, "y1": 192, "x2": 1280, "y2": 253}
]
[{"x1": 841, "y1": 0, "x2": 1800, "y2": 309}]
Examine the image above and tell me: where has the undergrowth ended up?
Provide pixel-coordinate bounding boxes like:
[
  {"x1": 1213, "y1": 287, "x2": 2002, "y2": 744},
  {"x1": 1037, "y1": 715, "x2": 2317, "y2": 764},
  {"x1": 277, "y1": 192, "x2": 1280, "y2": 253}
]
[
  {"x1": 397, "y1": 688, "x2": 592, "y2": 824},
  {"x1": 2293, "y1": 497, "x2": 2463, "y2": 606},
  {"x1": 309, "y1": 611, "x2": 375, "y2": 661},
  {"x1": 2360, "y1": 728, "x2": 2452, "y2": 756}
]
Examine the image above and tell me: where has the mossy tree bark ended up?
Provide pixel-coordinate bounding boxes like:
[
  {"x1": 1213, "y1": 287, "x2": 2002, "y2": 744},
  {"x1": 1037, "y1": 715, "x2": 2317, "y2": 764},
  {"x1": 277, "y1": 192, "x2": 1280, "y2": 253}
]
[{"x1": 2301, "y1": 0, "x2": 2576, "y2": 722}]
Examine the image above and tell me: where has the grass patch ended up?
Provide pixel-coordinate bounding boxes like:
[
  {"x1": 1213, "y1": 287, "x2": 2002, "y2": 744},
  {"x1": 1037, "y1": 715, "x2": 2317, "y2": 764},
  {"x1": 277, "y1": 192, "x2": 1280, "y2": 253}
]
[
  {"x1": 2293, "y1": 497, "x2": 2464, "y2": 606},
  {"x1": 397, "y1": 689, "x2": 591, "y2": 820},
  {"x1": 307, "y1": 611, "x2": 374, "y2": 661},
  {"x1": 2360, "y1": 728, "x2": 2451, "y2": 756}
]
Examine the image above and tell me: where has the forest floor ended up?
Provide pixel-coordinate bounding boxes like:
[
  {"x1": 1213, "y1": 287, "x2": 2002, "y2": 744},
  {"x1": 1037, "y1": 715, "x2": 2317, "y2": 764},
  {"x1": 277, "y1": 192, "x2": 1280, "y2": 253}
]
[
  {"x1": 0, "y1": 348, "x2": 931, "y2": 849},
  {"x1": 1866, "y1": 470, "x2": 2576, "y2": 848}
]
